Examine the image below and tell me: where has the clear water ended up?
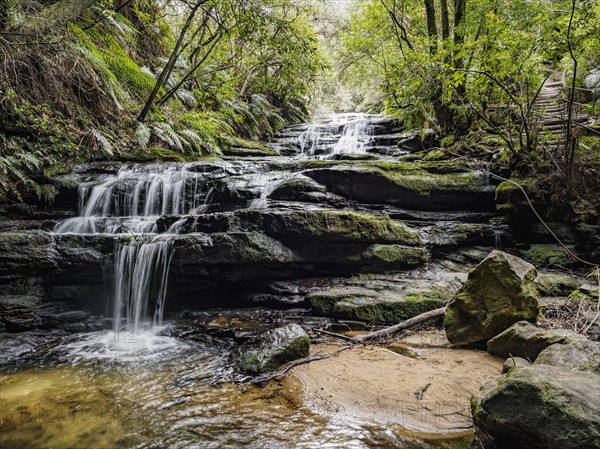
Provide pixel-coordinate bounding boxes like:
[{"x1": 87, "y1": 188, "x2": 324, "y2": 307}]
[{"x1": 0, "y1": 328, "x2": 471, "y2": 449}]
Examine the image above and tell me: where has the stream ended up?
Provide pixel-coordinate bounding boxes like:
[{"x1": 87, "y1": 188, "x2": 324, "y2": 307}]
[{"x1": 0, "y1": 113, "x2": 505, "y2": 448}]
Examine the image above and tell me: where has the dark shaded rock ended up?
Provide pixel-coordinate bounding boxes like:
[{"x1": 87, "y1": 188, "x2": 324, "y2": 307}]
[
  {"x1": 472, "y1": 365, "x2": 600, "y2": 449},
  {"x1": 487, "y1": 321, "x2": 585, "y2": 360},
  {"x1": 586, "y1": 311, "x2": 600, "y2": 341},
  {"x1": 303, "y1": 161, "x2": 494, "y2": 212},
  {"x1": 396, "y1": 129, "x2": 438, "y2": 152},
  {"x1": 444, "y1": 250, "x2": 539, "y2": 346},
  {"x1": 0, "y1": 295, "x2": 42, "y2": 331},
  {"x1": 535, "y1": 340, "x2": 600, "y2": 374},
  {"x1": 268, "y1": 175, "x2": 326, "y2": 200},
  {"x1": 236, "y1": 323, "x2": 310, "y2": 374},
  {"x1": 422, "y1": 222, "x2": 498, "y2": 251}
]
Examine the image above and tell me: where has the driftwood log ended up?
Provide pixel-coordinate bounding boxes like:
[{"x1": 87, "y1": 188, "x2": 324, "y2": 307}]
[{"x1": 352, "y1": 307, "x2": 446, "y2": 343}]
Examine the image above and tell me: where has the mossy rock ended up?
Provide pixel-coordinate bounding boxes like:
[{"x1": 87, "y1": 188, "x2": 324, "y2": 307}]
[
  {"x1": 444, "y1": 250, "x2": 540, "y2": 346},
  {"x1": 472, "y1": 365, "x2": 600, "y2": 449},
  {"x1": 535, "y1": 273, "x2": 580, "y2": 296},
  {"x1": 343, "y1": 244, "x2": 428, "y2": 266},
  {"x1": 567, "y1": 289, "x2": 594, "y2": 303},
  {"x1": 535, "y1": 340, "x2": 600, "y2": 374},
  {"x1": 236, "y1": 210, "x2": 422, "y2": 245},
  {"x1": 524, "y1": 244, "x2": 573, "y2": 267},
  {"x1": 487, "y1": 321, "x2": 586, "y2": 360},
  {"x1": 148, "y1": 147, "x2": 190, "y2": 162},
  {"x1": 236, "y1": 324, "x2": 310, "y2": 374},
  {"x1": 423, "y1": 149, "x2": 445, "y2": 161},
  {"x1": 302, "y1": 161, "x2": 494, "y2": 211},
  {"x1": 307, "y1": 283, "x2": 452, "y2": 324},
  {"x1": 221, "y1": 137, "x2": 278, "y2": 157}
]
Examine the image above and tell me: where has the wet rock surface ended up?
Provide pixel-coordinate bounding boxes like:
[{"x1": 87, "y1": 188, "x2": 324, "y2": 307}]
[{"x1": 236, "y1": 323, "x2": 310, "y2": 374}]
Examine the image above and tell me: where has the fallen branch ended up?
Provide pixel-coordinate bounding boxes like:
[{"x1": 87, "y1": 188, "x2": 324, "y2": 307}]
[
  {"x1": 249, "y1": 354, "x2": 330, "y2": 384},
  {"x1": 352, "y1": 307, "x2": 446, "y2": 343},
  {"x1": 313, "y1": 328, "x2": 356, "y2": 342}
]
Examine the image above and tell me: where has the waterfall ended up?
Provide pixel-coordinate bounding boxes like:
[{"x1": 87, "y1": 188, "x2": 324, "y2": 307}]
[
  {"x1": 332, "y1": 116, "x2": 373, "y2": 154},
  {"x1": 112, "y1": 237, "x2": 174, "y2": 332},
  {"x1": 53, "y1": 164, "x2": 206, "y2": 332},
  {"x1": 290, "y1": 113, "x2": 374, "y2": 157},
  {"x1": 54, "y1": 164, "x2": 204, "y2": 234}
]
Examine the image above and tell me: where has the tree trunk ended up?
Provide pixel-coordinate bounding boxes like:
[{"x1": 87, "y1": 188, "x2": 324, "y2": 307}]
[
  {"x1": 424, "y1": 0, "x2": 437, "y2": 53},
  {"x1": 352, "y1": 307, "x2": 446, "y2": 343},
  {"x1": 138, "y1": 1, "x2": 206, "y2": 122},
  {"x1": 453, "y1": 0, "x2": 467, "y2": 100},
  {"x1": 440, "y1": 0, "x2": 450, "y2": 40}
]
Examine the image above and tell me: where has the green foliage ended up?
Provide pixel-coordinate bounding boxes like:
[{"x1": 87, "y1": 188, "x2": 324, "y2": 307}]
[
  {"x1": 336, "y1": 0, "x2": 585, "y2": 140},
  {"x1": 70, "y1": 22, "x2": 156, "y2": 101}
]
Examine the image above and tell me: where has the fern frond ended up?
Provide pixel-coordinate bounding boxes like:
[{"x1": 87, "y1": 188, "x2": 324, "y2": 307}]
[
  {"x1": 178, "y1": 128, "x2": 203, "y2": 150},
  {"x1": 90, "y1": 128, "x2": 114, "y2": 156},
  {"x1": 16, "y1": 152, "x2": 41, "y2": 170},
  {"x1": 135, "y1": 122, "x2": 151, "y2": 150},
  {"x1": 153, "y1": 122, "x2": 184, "y2": 152}
]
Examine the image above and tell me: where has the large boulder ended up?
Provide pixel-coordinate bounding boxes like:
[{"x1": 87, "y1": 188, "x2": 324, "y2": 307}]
[
  {"x1": 444, "y1": 250, "x2": 540, "y2": 346},
  {"x1": 472, "y1": 365, "x2": 600, "y2": 449},
  {"x1": 535, "y1": 340, "x2": 600, "y2": 374},
  {"x1": 487, "y1": 321, "x2": 586, "y2": 360},
  {"x1": 236, "y1": 324, "x2": 310, "y2": 374}
]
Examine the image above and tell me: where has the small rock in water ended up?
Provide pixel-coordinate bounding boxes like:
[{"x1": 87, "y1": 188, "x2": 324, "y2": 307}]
[
  {"x1": 236, "y1": 323, "x2": 310, "y2": 374},
  {"x1": 444, "y1": 250, "x2": 539, "y2": 346}
]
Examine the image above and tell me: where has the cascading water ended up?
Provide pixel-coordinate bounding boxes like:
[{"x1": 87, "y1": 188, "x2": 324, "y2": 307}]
[
  {"x1": 331, "y1": 115, "x2": 373, "y2": 154},
  {"x1": 112, "y1": 237, "x2": 174, "y2": 331},
  {"x1": 290, "y1": 113, "x2": 375, "y2": 157},
  {"x1": 54, "y1": 164, "x2": 205, "y2": 234},
  {"x1": 53, "y1": 164, "x2": 207, "y2": 341}
]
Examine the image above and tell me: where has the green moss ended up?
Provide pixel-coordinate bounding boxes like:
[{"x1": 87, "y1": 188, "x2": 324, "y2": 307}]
[
  {"x1": 250, "y1": 210, "x2": 422, "y2": 245},
  {"x1": 525, "y1": 245, "x2": 572, "y2": 267},
  {"x1": 567, "y1": 289, "x2": 593, "y2": 303},
  {"x1": 222, "y1": 136, "x2": 276, "y2": 152},
  {"x1": 347, "y1": 244, "x2": 428, "y2": 266},
  {"x1": 306, "y1": 288, "x2": 379, "y2": 315},
  {"x1": 148, "y1": 147, "x2": 189, "y2": 162},
  {"x1": 423, "y1": 149, "x2": 445, "y2": 161},
  {"x1": 308, "y1": 284, "x2": 450, "y2": 324},
  {"x1": 221, "y1": 147, "x2": 278, "y2": 157},
  {"x1": 535, "y1": 274, "x2": 579, "y2": 296},
  {"x1": 495, "y1": 180, "x2": 519, "y2": 196},
  {"x1": 333, "y1": 296, "x2": 445, "y2": 323}
]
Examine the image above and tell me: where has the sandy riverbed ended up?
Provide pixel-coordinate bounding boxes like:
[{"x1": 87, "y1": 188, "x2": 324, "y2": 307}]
[{"x1": 288, "y1": 331, "x2": 503, "y2": 436}]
